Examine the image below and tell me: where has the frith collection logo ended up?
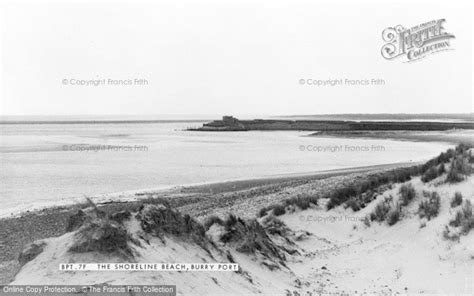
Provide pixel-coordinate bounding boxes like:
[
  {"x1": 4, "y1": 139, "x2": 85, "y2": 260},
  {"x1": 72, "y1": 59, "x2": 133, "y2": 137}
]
[{"x1": 381, "y1": 19, "x2": 455, "y2": 62}]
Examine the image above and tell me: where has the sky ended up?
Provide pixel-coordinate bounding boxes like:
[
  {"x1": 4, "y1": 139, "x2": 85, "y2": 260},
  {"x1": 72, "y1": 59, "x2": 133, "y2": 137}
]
[{"x1": 0, "y1": 0, "x2": 472, "y2": 117}]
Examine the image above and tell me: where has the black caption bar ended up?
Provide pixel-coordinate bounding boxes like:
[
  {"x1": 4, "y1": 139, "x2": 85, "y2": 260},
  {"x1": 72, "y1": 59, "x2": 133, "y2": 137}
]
[{"x1": 0, "y1": 285, "x2": 176, "y2": 296}]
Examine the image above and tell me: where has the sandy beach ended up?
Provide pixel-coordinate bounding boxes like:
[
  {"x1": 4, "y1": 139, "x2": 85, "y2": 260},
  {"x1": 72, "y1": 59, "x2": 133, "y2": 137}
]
[
  {"x1": 2, "y1": 144, "x2": 473, "y2": 295},
  {"x1": 1, "y1": 128, "x2": 472, "y2": 295},
  {"x1": 0, "y1": 161, "x2": 417, "y2": 284}
]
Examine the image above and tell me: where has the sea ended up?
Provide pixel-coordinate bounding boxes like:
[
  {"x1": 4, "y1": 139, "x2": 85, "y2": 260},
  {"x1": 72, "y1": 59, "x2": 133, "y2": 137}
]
[{"x1": 0, "y1": 117, "x2": 452, "y2": 216}]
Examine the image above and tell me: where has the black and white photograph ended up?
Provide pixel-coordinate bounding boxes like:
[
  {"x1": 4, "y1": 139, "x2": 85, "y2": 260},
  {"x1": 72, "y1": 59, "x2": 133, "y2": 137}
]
[{"x1": 0, "y1": 0, "x2": 473, "y2": 295}]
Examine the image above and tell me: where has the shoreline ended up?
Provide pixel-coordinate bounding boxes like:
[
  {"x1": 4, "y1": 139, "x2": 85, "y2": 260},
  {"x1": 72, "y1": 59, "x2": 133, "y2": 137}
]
[
  {"x1": 0, "y1": 133, "x2": 464, "y2": 285},
  {"x1": 3, "y1": 144, "x2": 473, "y2": 293},
  {"x1": 0, "y1": 161, "x2": 419, "y2": 284},
  {"x1": 0, "y1": 162, "x2": 420, "y2": 219},
  {"x1": 178, "y1": 161, "x2": 419, "y2": 194}
]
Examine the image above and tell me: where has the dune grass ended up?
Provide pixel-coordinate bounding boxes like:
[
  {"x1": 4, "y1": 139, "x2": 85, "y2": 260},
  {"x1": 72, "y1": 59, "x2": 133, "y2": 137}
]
[
  {"x1": 444, "y1": 200, "x2": 474, "y2": 240},
  {"x1": 219, "y1": 214, "x2": 288, "y2": 261},
  {"x1": 450, "y1": 192, "x2": 463, "y2": 208},
  {"x1": 418, "y1": 191, "x2": 441, "y2": 220},
  {"x1": 449, "y1": 200, "x2": 474, "y2": 233},
  {"x1": 68, "y1": 200, "x2": 136, "y2": 259},
  {"x1": 399, "y1": 183, "x2": 416, "y2": 206},
  {"x1": 255, "y1": 144, "x2": 472, "y2": 218},
  {"x1": 257, "y1": 193, "x2": 318, "y2": 217},
  {"x1": 386, "y1": 204, "x2": 401, "y2": 226},
  {"x1": 370, "y1": 196, "x2": 392, "y2": 223}
]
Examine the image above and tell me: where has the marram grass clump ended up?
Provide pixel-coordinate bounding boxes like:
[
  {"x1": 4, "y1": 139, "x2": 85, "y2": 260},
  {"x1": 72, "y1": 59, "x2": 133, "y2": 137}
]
[
  {"x1": 67, "y1": 201, "x2": 136, "y2": 259},
  {"x1": 136, "y1": 204, "x2": 210, "y2": 251}
]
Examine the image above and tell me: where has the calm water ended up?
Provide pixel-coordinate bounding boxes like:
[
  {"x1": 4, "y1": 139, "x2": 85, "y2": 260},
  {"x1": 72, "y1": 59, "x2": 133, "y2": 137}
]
[{"x1": 0, "y1": 121, "x2": 451, "y2": 216}]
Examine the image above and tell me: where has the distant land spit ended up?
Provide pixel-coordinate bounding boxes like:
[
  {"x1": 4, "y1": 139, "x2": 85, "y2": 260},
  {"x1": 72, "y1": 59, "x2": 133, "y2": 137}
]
[{"x1": 190, "y1": 116, "x2": 474, "y2": 132}]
